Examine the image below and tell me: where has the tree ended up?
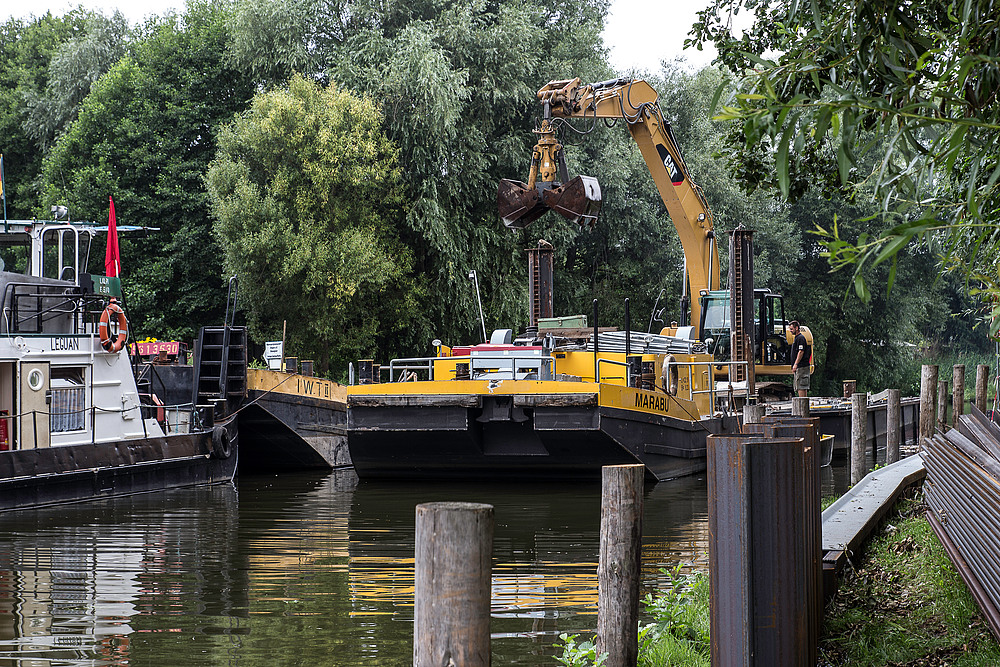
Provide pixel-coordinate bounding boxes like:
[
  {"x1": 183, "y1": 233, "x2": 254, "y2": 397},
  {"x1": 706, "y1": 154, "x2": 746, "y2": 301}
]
[
  {"x1": 0, "y1": 10, "x2": 92, "y2": 219},
  {"x1": 22, "y1": 10, "x2": 130, "y2": 151},
  {"x1": 39, "y1": 1, "x2": 255, "y2": 342},
  {"x1": 227, "y1": 0, "x2": 612, "y2": 353},
  {"x1": 691, "y1": 0, "x2": 1000, "y2": 327},
  {"x1": 206, "y1": 74, "x2": 414, "y2": 374}
]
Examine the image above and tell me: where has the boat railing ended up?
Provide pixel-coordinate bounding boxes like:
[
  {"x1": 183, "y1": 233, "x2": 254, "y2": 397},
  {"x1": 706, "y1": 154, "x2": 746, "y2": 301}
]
[
  {"x1": 2, "y1": 282, "x2": 86, "y2": 334},
  {"x1": 386, "y1": 356, "x2": 472, "y2": 382},
  {"x1": 689, "y1": 359, "x2": 752, "y2": 414},
  {"x1": 596, "y1": 357, "x2": 629, "y2": 383}
]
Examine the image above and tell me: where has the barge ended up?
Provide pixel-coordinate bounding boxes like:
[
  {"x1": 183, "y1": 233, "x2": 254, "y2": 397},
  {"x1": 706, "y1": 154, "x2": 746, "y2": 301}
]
[
  {"x1": 240, "y1": 368, "x2": 350, "y2": 470},
  {"x1": 347, "y1": 326, "x2": 738, "y2": 482},
  {"x1": 0, "y1": 219, "x2": 238, "y2": 511}
]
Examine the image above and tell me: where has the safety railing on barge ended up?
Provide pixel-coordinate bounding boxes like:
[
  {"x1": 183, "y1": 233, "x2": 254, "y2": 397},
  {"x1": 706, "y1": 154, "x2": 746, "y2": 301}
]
[{"x1": 361, "y1": 352, "x2": 751, "y2": 417}]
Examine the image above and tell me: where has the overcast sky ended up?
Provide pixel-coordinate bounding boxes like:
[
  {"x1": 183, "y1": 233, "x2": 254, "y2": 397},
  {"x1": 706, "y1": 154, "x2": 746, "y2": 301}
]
[{"x1": 6, "y1": 0, "x2": 718, "y2": 73}]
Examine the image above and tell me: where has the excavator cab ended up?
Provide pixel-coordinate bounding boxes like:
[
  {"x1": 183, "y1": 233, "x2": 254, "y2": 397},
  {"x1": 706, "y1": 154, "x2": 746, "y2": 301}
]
[{"x1": 498, "y1": 100, "x2": 602, "y2": 229}]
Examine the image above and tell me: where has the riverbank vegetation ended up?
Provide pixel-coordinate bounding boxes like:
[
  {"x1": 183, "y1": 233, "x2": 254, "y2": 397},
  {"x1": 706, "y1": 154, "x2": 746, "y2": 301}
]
[
  {"x1": 0, "y1": 0, "x2": 995, "y2": 390},
  {"x1": 556, "y1": 492, "x2": 1000, "y2": 666},
  {"x1": 821, "y1": 494, "x2": 1000, "y2": 665}
]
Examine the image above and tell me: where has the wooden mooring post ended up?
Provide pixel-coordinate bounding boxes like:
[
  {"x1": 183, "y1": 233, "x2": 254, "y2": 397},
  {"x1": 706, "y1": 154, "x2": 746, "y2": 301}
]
[
  {"x1": 597, "y1": 464, "x2": 645, "y2": 667},
  {"x1": 887, "y1": 389, "x2": 901, "y2": 464},
  {"x1": 938, "y1": 380, "x2": 949, "y2": 430},
  {"x1": 413, "y1": 502, "x2": 494, "y2": 667},
  {"x1": 920, "y1": 365, "x2": 938, "y2": 446},
  {"x1": 953, "y1": 364, "x2": 965, "y2": 424},
  {"x1": 792, "y1": 396, "x2": 810, "y2": 417},
  {"x1": 977, "y1": 364, "x2": 990, "y2": 413},
  {"x1": 744, "y1": 401, "x2": 765, "y2": 425},
  {"x1": 851, "y1": 392, "x2": 868, "y2": 485}
]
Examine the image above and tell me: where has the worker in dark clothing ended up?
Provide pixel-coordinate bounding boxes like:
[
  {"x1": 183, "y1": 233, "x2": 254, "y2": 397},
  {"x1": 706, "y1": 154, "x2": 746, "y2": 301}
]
[{"x1": 789, "y1": 320, "x2": 810, "y2": 397}]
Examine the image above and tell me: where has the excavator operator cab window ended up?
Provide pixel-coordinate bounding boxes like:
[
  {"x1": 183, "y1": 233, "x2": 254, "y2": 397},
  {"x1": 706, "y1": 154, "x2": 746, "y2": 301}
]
[{"x1": 762, "y1": 295, "x2": 790, "y2": 365}]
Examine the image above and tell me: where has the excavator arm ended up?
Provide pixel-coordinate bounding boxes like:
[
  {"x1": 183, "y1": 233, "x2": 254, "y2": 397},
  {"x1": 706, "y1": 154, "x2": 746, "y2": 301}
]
[{"x1": 498, "y1": 77, "x2": 721, "y2": 332}]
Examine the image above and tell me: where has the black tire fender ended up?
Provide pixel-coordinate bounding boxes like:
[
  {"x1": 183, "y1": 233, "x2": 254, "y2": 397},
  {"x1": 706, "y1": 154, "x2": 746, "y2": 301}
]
[{"x1": 211, "y1": 425, "x2": 232, "y2": 459}]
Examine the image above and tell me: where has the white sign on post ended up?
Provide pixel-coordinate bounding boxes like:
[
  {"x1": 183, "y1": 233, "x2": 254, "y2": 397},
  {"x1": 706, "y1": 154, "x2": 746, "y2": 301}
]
[{"x1": 263, "y1": 341, "x2": 284, "y2": 371}]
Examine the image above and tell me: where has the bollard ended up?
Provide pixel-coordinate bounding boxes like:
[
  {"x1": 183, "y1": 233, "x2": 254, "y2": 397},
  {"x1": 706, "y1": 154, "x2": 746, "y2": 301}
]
[
  {"x1": 414, "y1": 502, "x2": 493, "y2": 667},
  {"x1": 953, "y1": 365, "x2": 965, "y2": 425},
  {"x1": 977, "y1": 364, "x2": 990, "y2": 413},
  {"x1": 887, "y1": 389, "x2": 901, "y2": 464},
  {"x1": 937, "y1": 380, "x2": 949, "y2": 431},
  {"x1": 597, "y1": 464, "x2": 645, "y2": 667},
  {"x1": 851, "y1": 392, "x2": 868, "y2": 485},
  {"x1": 920, "y1": 365, "x2": 938, "y2": 446},
  {"x1": 792, "y1": 396, "x2": 810, "y2": 417}
]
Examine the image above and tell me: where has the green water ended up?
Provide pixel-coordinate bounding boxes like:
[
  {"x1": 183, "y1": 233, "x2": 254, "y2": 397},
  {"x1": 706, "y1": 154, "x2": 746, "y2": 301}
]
[{"x1": 0, "y1": 464, "x2": 851, "y2": 665}]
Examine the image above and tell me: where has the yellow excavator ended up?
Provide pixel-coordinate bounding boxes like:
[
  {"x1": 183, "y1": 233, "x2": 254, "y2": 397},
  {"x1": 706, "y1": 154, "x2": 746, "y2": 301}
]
[{"x1": 497, "y1": 76, "x2": 813, "y2": 385}]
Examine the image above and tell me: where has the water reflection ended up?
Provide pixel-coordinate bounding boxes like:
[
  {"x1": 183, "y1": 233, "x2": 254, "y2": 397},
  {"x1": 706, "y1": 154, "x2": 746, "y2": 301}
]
[{"x1": 0, "y1": 458, "x2": 857, "y2": 666}]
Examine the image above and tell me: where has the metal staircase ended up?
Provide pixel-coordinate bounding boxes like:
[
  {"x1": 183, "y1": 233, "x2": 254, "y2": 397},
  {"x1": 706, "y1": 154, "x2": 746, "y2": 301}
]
[{"x1": 191, "y1": 277, "x2": 246, "y2": 419}]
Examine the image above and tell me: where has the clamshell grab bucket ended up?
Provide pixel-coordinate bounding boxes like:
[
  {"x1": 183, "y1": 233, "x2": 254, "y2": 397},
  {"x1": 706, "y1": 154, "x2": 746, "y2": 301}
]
[
  {"x1": 542, "y1": 175, "x2": 601, "y2": 227},
  {"x1": 498, "y1": 175, "x2": 602, "y2": 229},
  {"x1": 498, "y1": 179, "x2": 548, "y2": 229}
]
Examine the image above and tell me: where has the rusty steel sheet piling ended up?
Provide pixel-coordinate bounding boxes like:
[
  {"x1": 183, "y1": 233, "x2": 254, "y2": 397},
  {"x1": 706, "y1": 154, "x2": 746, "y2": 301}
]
[
  {"x1": 708, "y1": 428, "x2": 819, "y2": 667},
  {"x1": 923, "y1": 404, "x2": 1000, "y2": 643}
]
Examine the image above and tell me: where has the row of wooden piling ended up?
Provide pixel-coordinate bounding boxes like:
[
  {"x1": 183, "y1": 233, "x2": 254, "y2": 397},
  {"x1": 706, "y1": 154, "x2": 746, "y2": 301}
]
[
  {"x1": 846, "y1": 363, "x2": 993, "y2": 485},
  {"x1": 920, "y1": 363, "x2": 992, "y2": 439},
  {"x1": 413, "y1": 465, "x2": 646, "y2": 667}
]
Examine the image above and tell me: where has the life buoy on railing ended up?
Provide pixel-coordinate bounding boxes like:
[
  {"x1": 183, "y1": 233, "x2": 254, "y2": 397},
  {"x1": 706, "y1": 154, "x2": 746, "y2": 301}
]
[
  {"x1": 662, "y1": 354, "x2": 679, "y2": 396},
  {"x1": 98, "y1": 298, "x2": 129, "y2": 353},
  {"x1": 211, "y1": 426, "x2": 233, "y2": 459}
]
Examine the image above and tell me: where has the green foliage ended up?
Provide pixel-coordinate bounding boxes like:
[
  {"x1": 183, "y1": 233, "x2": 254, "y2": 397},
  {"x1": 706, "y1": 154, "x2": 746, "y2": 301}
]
[
  {"x1": 22, "y1": 10, "x2": 130, "y2": 150},
  {"x1": 691, "y1": 0, "x2": 1000, "y2": 321},
  {"x1": 552, "y1": 566, "x2": 710, "y2": 667},
  {"x1": 0, "y1": 10, "x2": 92, "y2": 219},
  {"x1": 228, "y1": 0, "x2": 612, "y2": 352},
  {"x1": 39, "y1": 1, "x2": 256, "y2": 341},
  {"x1": 641, "y1": 565, "x2": 710, "y2": 656},
  {"x1": 207, "y1": 74, "x2": 414, "y2": 374},
  {"x1": 553, "y1": 633, "x2": 607, "y2": 667}
]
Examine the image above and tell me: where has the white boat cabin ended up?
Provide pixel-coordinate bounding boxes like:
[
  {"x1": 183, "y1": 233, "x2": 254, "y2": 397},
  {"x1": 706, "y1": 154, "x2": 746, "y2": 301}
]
[{"x1": 0, "y1": 220, "x2": 166, "y2": 451}]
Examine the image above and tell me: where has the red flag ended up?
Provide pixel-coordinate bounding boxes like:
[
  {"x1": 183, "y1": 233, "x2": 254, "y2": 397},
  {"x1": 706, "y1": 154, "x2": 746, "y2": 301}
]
[{"x1": 105, "y1": 196, "x2": 120, "y2": 278}]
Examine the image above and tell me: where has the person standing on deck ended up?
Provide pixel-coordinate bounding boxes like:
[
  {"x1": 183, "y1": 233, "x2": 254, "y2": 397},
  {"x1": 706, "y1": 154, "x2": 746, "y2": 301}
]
[{"x1": 789, "y1": 320, "x2": 810, "y2": 397}]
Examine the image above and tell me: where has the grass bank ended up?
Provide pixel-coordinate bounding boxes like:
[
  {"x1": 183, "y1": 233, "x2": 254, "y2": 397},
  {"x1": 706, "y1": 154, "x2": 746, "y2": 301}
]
[{"x1": 820, "y1": 492, "x2": 1000, "y2": 666}]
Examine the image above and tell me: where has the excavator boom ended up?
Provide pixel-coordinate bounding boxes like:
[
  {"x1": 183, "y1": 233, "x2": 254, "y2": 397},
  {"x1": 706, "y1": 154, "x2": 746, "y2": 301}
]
[{"x1": 497, "y1": 77, "x2": 720, "y2": 332}]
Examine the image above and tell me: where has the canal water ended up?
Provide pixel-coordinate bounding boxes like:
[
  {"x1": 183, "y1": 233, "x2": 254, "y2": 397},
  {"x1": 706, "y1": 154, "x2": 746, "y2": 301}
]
[{"x1": 0, "y1": 461, "x2": 854, "y2": 666}]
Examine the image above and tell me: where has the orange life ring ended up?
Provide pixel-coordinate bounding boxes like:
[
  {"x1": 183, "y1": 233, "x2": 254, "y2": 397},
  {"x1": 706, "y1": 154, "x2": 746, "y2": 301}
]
[{"x1": 99, "y1": 299, "x2": 129, "y2": 352}]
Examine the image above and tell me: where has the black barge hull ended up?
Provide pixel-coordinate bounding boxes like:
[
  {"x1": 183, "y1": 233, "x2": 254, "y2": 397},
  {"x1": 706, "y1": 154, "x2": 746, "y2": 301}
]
[
  {"x1": 348, "y1": 402, "x2": 736, "y2": 482},
  {"x1": 0, "y1": 420, "x2": 238, "y2": 512}
]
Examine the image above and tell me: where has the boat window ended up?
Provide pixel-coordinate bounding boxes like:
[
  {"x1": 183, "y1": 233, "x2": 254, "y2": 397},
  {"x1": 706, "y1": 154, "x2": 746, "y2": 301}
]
[
  {"x1": 0, "y1": 230, "x2": 30, "y2": 275},
  {"x1": 51, "y1": 366, "x2": 86, "y2": 432},
  {"x1": 41, "y1": 228, "x2": 83, "y2": 282}
]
